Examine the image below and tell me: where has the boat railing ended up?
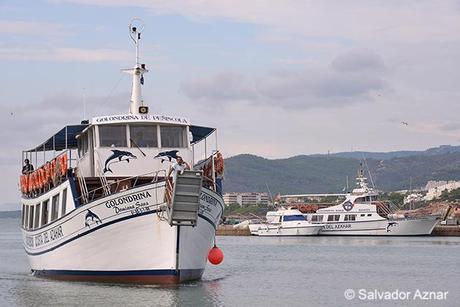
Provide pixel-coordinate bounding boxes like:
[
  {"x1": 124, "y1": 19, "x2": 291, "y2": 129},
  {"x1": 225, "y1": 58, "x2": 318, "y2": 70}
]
[
  {"x1": 75, "y1": 166, "x2": 89, "y2": 204},
  {"x1": 374, "y1": 201, "x2": 394, "y2": 218},
  {"x1": 193, "y1": 150, "x2": 224, "y2": 195},
  {"x1": 165, "y1": 176, "x2": 173, "y2": 206},
  {"x1": 76, "y1": 169, "x2": 167, "y2": 205},
  {"x1": 163, "y1": 151, "x2": 224, "y2": 206},
  {"x1": 19, "y1": 150, "x2": 71, "y2": 198}
]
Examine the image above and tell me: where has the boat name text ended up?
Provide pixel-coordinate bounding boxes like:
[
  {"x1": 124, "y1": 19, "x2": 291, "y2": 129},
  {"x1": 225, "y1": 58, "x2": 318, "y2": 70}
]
[
  {"x1": 94, "y1": 115, "x2": 188, "y2": 124},
  {"x1": 105, "y1": 191, "x2": 152, "y2": 214},
  {"x1": 26, "y1": 226, "x2": 64, "y2": 248},
  {"x1": 323, "y1": 224, "x2": 352, "y2": 230}
]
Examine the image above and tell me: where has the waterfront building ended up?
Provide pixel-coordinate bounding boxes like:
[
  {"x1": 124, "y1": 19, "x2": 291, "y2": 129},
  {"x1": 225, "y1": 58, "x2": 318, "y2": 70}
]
[
  {"x1": 223, "y1": 192, "x2": 269, "y2": 206},
  {"x1": 424, "y1": 180, "x2": 460, "y2": 201}
]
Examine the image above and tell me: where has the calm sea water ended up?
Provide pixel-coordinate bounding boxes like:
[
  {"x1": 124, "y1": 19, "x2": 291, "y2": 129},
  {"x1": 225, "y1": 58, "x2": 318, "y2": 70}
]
[{"x1": 1, "y1": 216, "x2": 459, "y2": 307}]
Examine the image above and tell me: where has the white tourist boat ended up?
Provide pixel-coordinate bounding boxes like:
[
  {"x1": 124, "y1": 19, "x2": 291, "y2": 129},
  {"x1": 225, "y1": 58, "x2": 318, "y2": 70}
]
[
  {"x1": 304, "y1": 171, "x2": 439, "y2": 236},
  {"x1": 250, "y1": 208, "x2": 322, "y2": 236},
  {"x1": 18, "y1": 22, "x2": 225, "y2": 284}
]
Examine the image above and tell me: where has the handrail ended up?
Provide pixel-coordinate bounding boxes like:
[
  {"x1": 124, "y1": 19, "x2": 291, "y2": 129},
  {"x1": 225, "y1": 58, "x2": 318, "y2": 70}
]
[
  {"x1": 76, "y1": 169, "x2": 167, "y2": 204},
  {"x1": 193, "y1": 150, "x2": 223, "y2": 192}
]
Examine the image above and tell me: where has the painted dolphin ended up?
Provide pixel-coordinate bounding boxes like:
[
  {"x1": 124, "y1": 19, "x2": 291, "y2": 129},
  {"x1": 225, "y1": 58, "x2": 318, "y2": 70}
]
[
  {"x1": 103, "y1": 150, "x2": 137, "y2": 173},
  {"x1": 386, "y1": 221, "x2": 398, "y2": 232},
  {"x1": 85, "y1": 209, "x2": 102, "y2": 227},
  {"x1": 154, "y1": 150, "x2": 179, "y2": 163}
]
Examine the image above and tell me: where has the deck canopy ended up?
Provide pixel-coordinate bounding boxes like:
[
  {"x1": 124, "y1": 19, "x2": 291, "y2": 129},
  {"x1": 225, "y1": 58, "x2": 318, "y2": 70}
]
[
  {"x1": 25, "y1": 124, "x2": 89, "y2": 152},
  {"x1": 189, "y1": 125, "x2": 215, "y2": 144}
]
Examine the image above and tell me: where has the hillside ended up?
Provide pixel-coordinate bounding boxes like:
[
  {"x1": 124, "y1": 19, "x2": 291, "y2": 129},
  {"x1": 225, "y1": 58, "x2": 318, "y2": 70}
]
[
  {"x1": 322, "y1": 145, "x2": 460, "y2": 160},
  {"x1": 223, "y1": 147, "x2": 460, "y2": 194}
]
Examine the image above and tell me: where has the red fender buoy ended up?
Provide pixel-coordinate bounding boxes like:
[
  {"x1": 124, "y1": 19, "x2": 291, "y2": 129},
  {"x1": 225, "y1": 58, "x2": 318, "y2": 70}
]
[{"x1": 208, "y1": 245, "x2": 224, "y2": 265}]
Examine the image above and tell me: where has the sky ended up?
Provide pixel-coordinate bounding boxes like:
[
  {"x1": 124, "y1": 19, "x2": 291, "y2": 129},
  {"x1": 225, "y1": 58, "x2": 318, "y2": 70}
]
[{"x1": 1, "y1": 0, "x2": 460, "y2": 207}]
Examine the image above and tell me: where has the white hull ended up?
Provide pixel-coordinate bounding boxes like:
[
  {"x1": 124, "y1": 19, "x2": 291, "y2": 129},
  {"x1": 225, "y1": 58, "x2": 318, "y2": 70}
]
[
  {"x1": 317, "y1": 217, "x2": 439, "y2": 236},
  {"x1": 256, "y1": 224, "x2": 322, "y2": 236},
  {"x1": 248, "y1": 223, "x2": 265, "y2": 235},
  {"x1": 21, "y1": 182, "x2": 224, "y2": 283}
]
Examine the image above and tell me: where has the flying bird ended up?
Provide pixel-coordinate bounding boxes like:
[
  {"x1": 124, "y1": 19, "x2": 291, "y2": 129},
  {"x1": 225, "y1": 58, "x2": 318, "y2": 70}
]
[{"x1": 401, "y1": 121, "x2": 408, "y2": 126}]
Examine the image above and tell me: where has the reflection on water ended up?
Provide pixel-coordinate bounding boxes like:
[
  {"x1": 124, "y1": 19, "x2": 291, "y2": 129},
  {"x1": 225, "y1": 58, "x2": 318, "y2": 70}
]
[
  {"x1": 1, "y1": 217, "x2": 459, "y2": 307},
  {"x1": 4, "y1": 273, "x2": 225, "y2": 307}
]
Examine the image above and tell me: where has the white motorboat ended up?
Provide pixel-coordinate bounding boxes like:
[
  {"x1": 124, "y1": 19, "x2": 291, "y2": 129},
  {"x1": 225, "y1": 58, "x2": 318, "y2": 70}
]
[
  {"x1": 304, "y1": 170, "x2": 439, "y2": 236},
  {"x1": 18, "y1": 21, "x2": 225, "y2": 284},
  {"x1": 252, "y1": 208, "x2": 322, "y2": 236}
]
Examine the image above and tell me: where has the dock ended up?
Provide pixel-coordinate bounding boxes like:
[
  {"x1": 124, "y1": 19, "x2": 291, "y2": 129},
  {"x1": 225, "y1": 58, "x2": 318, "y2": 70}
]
[
  {"x1": 216, "y1": 225, "x2": 460, "y2": 236},
  {"x1": 216, "y1": 225, "x2": 251, "y2": 236},
  {"x1": 432, "y1": 225, "x2": 460, "y2": 236}
]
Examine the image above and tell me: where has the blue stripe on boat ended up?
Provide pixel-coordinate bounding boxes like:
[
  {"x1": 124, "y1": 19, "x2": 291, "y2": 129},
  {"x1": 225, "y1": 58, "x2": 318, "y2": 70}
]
[{"x1": 25, "y1": 211, "x2": 216, "y2": 256}]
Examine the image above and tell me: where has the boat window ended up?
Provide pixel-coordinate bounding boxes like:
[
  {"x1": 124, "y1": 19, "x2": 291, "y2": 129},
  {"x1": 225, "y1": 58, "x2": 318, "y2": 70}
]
[
  {"x1": 34, "y1": 203, "x2": 41, "y2": 228},
  {"x1": 41, "y1": 200, "x2": 49, "y2": 227},
  {"x1": 344, "y1": 214, "x2": 356, "y2": 221},
  {"x1": 61, "y1": 188, "x2": 67, "y2": 217},
  {"x1": 327, "y1": 215, "x2": 340, "y2": 222},
  {"x1": 51, "y1": 195, "x2": 59, "y2": 221},
  {"x1": 360, "y1": 214, "x2": 365, "y2": 217},
  {"x1": 24, "y1": 205, "x2": 29, "y2": 228},
  {"x1": 160, "y1": 126, "x2": 186, "y2": 148},
  {"x1": 78, "y1": 133, "x2": 89, "y2": 157},
  {"x1": 21, "y1": 204, "x2": 25, "y2": 227},
  {"x1": 99, "y1": 125, "x2": 127, "y2": 147},
  {"x1": 311, "y1": 215, "x2": 323, "y2": 222},
  {"x1": 28, "y1": 205, "x2": 34, "y2": 229},
  {"x1": 283, "y1": 215, "x2": 306, "y2": 222},
  {"x1": 130, "y1": 125, "x2": 158, "y2": 148},
  {"x1": 355, "y1": 197, "x2": 365, "y2": 203}
]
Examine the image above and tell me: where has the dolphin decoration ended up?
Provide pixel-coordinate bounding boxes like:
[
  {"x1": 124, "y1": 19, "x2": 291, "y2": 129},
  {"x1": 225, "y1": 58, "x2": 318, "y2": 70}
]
[
  {"x1": 85, "y1": 209, "x2": 102, "y2": 227},
  {"x1": 103, "y1": 150, "x2": 137, "y2": 173},
  {"x1": 386, "y1": 221, "x2": 398, "y2": 232},
  {"x1": 154, "y1": 150, "x2": 179, "y2": 163}
]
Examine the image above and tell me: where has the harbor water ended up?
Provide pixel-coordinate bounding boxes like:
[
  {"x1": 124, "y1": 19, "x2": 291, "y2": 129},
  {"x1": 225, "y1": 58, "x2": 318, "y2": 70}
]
[{"x1": 1, "y1": 216, "x2": 459, "y2": 306}]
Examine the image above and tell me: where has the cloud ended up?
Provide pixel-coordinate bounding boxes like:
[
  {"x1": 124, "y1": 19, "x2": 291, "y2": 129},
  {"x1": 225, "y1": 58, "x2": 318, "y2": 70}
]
[
  {"x1": 181, "y1": 71, "x2": 256, "y2": 101},
  {"x1": 181, "y1": 50, "x2": 386, "y2": 109},
  {"x1": 331, "y1": 49, "x2": 385, "y2": 72},
  {"x1": 0, "y1": 47, "x2": 132, "y2": 62},
  {"x1": 55, "y1": 1, "x2": 460, "y2": 44},
  {"x1": 0, "y1": 20, "x2": 64, "y2": 35},
  {"x1": 439, "y1": 121, "x2": 460, "y2": 131}
]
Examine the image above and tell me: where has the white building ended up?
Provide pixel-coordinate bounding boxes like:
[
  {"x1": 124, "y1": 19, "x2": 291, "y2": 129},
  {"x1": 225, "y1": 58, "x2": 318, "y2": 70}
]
[
  {"x1": 424, "y1": 180, "x2": 460, "y2": 201},
  {"x1": 223, "y1": 192, "x2": 270, "y2": 206}
]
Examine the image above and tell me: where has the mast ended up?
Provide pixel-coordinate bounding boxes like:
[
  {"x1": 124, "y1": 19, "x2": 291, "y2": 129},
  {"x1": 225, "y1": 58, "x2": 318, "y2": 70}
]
[{"x1": 124, "y1": 19, "x2": 149, "y2": 115}]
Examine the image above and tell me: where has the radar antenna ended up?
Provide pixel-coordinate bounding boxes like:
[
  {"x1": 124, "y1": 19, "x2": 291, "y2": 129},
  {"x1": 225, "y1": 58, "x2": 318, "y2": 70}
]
[{"x1": 123, "y1": 18, "x2": 149, "y2": 115}]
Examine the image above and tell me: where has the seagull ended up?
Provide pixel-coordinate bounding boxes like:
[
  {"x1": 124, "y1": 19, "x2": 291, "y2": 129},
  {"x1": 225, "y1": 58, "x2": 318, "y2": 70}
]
[{"x1": 401, "y1": 121, "x2": 408, "y2": 126}]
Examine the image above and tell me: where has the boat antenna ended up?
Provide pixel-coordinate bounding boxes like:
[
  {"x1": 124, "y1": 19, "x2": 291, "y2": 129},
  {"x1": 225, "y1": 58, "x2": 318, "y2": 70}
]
[
  {"x1": 361, "y1": 155, "x2": 375, "y2": 188},
  {"x1": 265, "y1": 182, "x2": 274, "y2": 206},
  {"x1": 123, "y1": 18, "x2": 149, "y2": 115},
  {"x1": 82, "y1": 87, "x2": 86, "y2": 120}
]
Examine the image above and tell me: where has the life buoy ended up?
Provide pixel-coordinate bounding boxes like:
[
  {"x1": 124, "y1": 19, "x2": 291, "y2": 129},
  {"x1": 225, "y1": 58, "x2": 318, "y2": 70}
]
[
  {"x1": 214, "y1": 152, "x2": 224, "y2": 175},
  {"x1": 60, "y1": 153, "x2": 68, "y2": 176},
  {"x1": 45, "y1": 163, "x2": 51, "y2": 183},
  {"x1": 19, "y1": 175, "x2": 24, "y2": 193},
  {"x1": 39, "y1": 167, "x2": 46, "y2": 189},
  {"x1": 203, "y1": 162, "x2": 212, "y2": 179},
  {"x1": 36, "y1": 169, "x2": 42, "y2": 189},
  {"x1": 26, "y1": 174, "x2": 31, "y2": 193},
  {"x1": 30, "y1": 172, "x2": 36, "y2": 191},
  {"x1": 51, "y1": 159, "x2": 58, "y2": 184}
]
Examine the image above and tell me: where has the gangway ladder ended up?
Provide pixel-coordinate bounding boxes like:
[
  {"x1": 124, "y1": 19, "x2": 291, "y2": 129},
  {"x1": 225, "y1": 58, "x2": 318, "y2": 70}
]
[
  {"x1": 168, "y1": 170, "x2": 203, "y2": 227},
  {"x1": 97, "y1": 161, "x2": 111, "y2": 196},
  {"x1": 75, "y1": 167, "x2": 89, "y2": 204}
]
